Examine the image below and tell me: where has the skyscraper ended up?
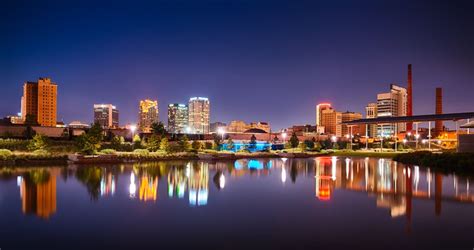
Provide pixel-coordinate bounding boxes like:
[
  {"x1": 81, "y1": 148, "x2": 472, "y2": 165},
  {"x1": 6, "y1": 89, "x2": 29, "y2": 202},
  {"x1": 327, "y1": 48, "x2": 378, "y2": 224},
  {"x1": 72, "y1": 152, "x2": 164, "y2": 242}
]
[
  {"x1": 167, "y1": 104, "x2": 189, "y2": 134},
  {"x1": 316, "y1": 103, "x2": 332, "y2": 126},
  {"x1": 341, "y1": 111, "x2": 363, "y2": 136},
  {"x1": 406, "y1": 64, "x2": 413, "y2": 132},
  {"x1": 365, "y1": 103, "x2": 378, "y2": 138},
  {"x1": 21, "y1": 77, "x2": 57, "y2": 126},
  {"x1": 376, "y1": 84, "x2": 407, "y2": 136},
  {"x1": 188, "y1": 97, "x2": 210, "y2": 134},
  {"x1": 94, "y1": 104, "x2": 119, "y2": 128},
  {"x1": 321, "y1": 108, "x2": 342, "y2": 137},
  {"x1": 138, "y1": 99, "x2": 158, "y2": 132}
]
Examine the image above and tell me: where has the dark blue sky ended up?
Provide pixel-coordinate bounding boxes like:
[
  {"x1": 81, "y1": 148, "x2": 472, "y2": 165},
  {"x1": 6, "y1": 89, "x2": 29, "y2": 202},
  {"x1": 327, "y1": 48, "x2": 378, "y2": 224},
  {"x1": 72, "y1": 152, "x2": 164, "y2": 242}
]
[{"x1": 1, "y1": 0, "x2": 473, "y2": 130}]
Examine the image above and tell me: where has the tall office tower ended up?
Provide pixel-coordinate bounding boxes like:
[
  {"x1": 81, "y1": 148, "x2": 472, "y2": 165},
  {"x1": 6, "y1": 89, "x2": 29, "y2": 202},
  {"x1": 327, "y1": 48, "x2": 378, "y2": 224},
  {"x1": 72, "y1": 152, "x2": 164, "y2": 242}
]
[
  {"x1": 406, "y1": 64, "x2": 413, "y2": 132},
  {"x1": 341, "y1": 111, "x2": 363, "y2": 136},
  {"x1": 376, "y1": 84, "x2": 407, "y2": 136},
  {"x1": 21, "y1": 77, "x2": 58, "y2": 126},
  {"x1": 435, "y1": 88, "x2": 443, "y2": 135},
  {"x1": 365, "y1": 103, "x2": 378, "y2": 138},
  {"x1": 316, "y1": 103, "x2": 332, "y2": 126},
  {"x1": 94, "y1": 104, "x2": 119, "y2": 128},
  {"x1": 188, "y1": 97, "x2": 210, "y2": 134},
  {"x1": 138, "y1": 99, "x2": 159, "y2": 132},
  {"x1": 167, "y1": 104, "x2": 189, "y2": 134},
  {"x1": 321, "y1": 108, "x2": 342, "y2": 137}
]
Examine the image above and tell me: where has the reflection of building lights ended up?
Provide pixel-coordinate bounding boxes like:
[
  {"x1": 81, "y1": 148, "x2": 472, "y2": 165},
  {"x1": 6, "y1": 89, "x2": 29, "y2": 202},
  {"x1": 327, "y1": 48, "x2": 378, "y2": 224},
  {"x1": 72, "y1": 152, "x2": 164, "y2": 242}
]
[
  {"x1": 281, "y1": 167, "x2": 287, "y2": 183},
  {"x1": 281, "y1": 157, "x2": 287, "y2": 163},
  {"x1": 331, "y1": 156, "x2": 337, "y2": 180},
  {"x1": 219, "y1": 174, "x2": 226, "y2": 189},
  {"x1": 17, "y1": 176, "x2": 22, "y2": 187},
  {"x1": 129, "y1": 173, "x2": 136, "y2": 198}
]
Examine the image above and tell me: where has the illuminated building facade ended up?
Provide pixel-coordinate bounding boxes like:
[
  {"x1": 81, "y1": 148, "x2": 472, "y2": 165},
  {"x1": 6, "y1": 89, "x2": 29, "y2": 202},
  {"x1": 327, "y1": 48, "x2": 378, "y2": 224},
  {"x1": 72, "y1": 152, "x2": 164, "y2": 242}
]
[
  {"x1": 138, "y1": 99, "x2": 159, "y2": 132},
  {"x1": 341, "y1": 111, "x2": 362, "y2": 136},
  {"x1": 365, "y1": 103, "x2": 378, "y2": 138},
  {"x1": 188, "y1": 97, "x2": 210, "y2": 134},
  {"x1": 316, "y1": 103, "x2": 332, "y2": 127},
  {"x1": 94, "y1": 104, "x2": 119, "y2": 128},
  {"x1": 226, "y1": 120, "x2": 270, "y2": 133},
  {"x1": 21, "y1": 77, "x2": 57, "y2": 126},
  {"x1": 376, "y1": 84, "x2": 407, "y2": 136},
  {"x1": 321, "y1": 108, "x2": 342, "y2": 137},
  {"x1": 167, "y1": 103, "x2": 188, "y2": 134}
]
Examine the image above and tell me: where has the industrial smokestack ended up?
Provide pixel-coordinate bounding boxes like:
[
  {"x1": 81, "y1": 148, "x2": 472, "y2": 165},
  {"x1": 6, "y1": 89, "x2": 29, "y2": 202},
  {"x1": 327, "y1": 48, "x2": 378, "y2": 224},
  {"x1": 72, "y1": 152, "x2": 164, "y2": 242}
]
[
  {"x1": 406, "y1": 64, "x2": 413, "y2": 132},
  {"x1": 435, "y1": 87, "x2": 443, "y2": 135}
]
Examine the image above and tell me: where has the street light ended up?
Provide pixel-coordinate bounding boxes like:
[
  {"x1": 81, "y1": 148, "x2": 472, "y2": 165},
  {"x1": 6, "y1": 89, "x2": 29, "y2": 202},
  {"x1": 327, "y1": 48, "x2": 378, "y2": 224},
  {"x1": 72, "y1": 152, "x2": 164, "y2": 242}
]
[
  {"x1": 402, "y1": 139, "x2": 407, "y2": 144},
  {"x1": 130, "y1": 125, "x2": 137, "y2": 139},
  {"x1": 217, "y1": 127, "x2": 226, "y2": 149},
  {"x1": 331, "y1": 135, "x2": 337, "y2": 149},
  {"x1": 281, "y1": 132, "x2": 287, "y2": 143},
  {"x1": 415, "y1": 133, "x2": 420, "y2": 149}
]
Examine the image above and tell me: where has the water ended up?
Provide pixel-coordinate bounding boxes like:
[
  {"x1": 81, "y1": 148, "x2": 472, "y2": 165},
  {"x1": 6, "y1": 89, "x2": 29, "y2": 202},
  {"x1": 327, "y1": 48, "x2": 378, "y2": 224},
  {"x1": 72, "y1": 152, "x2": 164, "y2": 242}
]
[{"x1": 0, "y1": 157, "x2": 473, "y2": 249}]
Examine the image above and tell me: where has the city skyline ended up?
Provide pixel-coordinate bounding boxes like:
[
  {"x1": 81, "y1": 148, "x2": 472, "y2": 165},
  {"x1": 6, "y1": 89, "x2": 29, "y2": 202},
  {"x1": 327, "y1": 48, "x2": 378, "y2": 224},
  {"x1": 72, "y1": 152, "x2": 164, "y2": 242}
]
[{"x1": 1, "y1": 0, "x2": 473, "y2": 130}]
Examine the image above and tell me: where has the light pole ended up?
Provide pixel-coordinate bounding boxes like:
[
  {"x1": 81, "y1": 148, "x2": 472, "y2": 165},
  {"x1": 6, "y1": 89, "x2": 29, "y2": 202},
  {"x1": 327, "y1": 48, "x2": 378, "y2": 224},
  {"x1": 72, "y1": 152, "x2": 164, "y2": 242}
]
[
  {"x1": 281, "y1": 132, "x2": 287, "y2": 144},
  {"x1": 130, "y1": 125, "x2": 137, "y2": 141},
  {"x1": 217, "y1": 127, "x2": 226, "y2": 150},
  {"x1": 415, "y1": 133, "x2": 420, "y2": 150},
  {"x1": 331, "y1": 135, "x2": 337, "y2": 149}
]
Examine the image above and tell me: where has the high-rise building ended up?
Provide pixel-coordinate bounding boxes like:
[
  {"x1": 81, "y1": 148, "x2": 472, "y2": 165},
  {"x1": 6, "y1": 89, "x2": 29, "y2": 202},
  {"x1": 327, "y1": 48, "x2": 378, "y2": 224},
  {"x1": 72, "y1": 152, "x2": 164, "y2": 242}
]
[
  {"x1": 316, "y1": 103, "x2": 332, "y2": 126},
  {"x1": 321, "y1": 109, "x2": 342, "y2": 137},
  {"x1": 138, "y1": 99, "x2": 159, "y2": 132},
  {"x1": 341, "y1": 111, "x2": 363, "y2": 136},
  {"x1": 94, "y1": 104, "x2": 119, "y2": 128},
  {"x1": 435, "y1": 88, "x2": 443, "y2": 136},
  {"x1": 21, "y1": 77, "x2": 57, "y2": 126},
  {"x1": 167, "y1": 104, "x2": 189, "y2": 134},
  {"x1": 376, "y1": 84, "x2": 407, "y2": 136},
  {"x1": 188, "y1": 97, "x2": 210, "y2": 134},
  {"x1": 406, "y1": 64, "x2": 413, "y2": 132},
  {"x1": 365, "y1": 103, "x2": 378, "y2": 138}
]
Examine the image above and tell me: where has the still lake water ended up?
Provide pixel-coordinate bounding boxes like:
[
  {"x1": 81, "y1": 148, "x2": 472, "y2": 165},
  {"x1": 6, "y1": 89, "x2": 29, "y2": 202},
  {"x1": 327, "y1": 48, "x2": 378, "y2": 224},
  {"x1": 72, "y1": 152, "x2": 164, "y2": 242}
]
[{"x1": 0, "y1": 157, "x2": 473, "y2": 250}]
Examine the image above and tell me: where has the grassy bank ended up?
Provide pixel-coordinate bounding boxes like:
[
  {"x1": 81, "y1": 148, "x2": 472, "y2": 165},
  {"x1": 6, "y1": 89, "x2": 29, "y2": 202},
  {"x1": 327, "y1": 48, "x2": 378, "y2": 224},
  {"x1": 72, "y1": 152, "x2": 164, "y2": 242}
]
[{"x1": 394, "y1": 151, "x2": 474, "y2": 175}]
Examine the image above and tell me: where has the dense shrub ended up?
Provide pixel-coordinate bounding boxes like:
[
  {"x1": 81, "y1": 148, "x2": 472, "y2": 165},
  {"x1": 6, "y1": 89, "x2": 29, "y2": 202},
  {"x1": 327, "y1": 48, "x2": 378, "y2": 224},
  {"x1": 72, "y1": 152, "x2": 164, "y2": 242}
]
[
  {"x1": 394, "y1": 151, "x2": 474, "y2": 175},
  {"x1": 0, "y1": 139, "x2": 28, "y2": 151},
  {"x1": 100, "y1": 149, "x2": 116, "y2": 154},
  {"x1": 32, "y1": 149, "x2": 50, "y2": 156},
  {"x1": 0, "y1": 149, "x2": 13, "y2": 160},
  {"x1": 133, "y1": 149, "x2": 150, "y2": 156}
]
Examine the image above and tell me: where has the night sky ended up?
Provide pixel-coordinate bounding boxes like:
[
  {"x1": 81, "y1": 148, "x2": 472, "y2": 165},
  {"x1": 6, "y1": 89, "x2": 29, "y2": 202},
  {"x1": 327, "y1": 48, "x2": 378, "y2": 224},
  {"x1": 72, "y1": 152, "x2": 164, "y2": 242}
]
[{"x1": 1, "y1": 0, "x2": 473, "y2": 130}]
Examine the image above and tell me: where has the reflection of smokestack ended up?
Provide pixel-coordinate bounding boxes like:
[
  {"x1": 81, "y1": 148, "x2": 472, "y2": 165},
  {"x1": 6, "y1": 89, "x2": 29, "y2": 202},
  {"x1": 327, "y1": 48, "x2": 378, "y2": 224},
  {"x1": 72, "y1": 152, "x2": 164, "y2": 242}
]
[
  {"x1": 406, "y1": 64, "x2": 413, "y2": 132},
  {"x1": 435, "y1": 88, "x2": 443, "y2": 135}
]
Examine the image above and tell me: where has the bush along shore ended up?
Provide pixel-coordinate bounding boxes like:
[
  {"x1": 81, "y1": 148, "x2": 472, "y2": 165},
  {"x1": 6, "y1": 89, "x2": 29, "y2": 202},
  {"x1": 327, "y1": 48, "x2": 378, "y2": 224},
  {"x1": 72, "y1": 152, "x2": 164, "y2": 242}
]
[{"x1": 394, "y1": 151, "x2": 474, "y2": 175}]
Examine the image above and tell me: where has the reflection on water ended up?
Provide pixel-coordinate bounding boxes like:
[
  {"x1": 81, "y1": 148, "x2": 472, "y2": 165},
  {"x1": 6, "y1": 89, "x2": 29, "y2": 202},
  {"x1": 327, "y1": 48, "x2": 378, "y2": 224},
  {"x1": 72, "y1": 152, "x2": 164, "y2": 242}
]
[{"x1": 1, "y1": 157, "x2": 473, "y2": 222}]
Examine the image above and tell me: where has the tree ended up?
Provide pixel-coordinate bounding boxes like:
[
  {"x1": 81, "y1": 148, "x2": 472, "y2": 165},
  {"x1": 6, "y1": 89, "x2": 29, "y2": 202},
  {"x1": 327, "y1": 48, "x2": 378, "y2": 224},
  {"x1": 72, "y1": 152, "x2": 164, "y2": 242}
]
[
  {"x1": 191, "y1": 140, "x2": 203, "y2": 151},
  {"x1": 272, "y1": 135, "x2": 279, "y2": 144},
  {"x1": 249, "y1": 134, "x2": 257, "y2": 150},
  {"x1": 24, "y1": 114, "x2": 38, "y2": 126},
  {"x1": 151, "y1": 122, "x2": 166, "y2": 138},
  {"x1": 178, "y1": 135, "x2": 191, "y2": 152},
  {"x1": 147, "y1": 134, "x2": 160, "y2": 151},
  {"x1": 226, "y1": 138, "x2": 234, "y2": 151},
  {"x1": 111, "y1": 135, "x2": 123, "y2": 150},
  {"x1": 133, "y1": 134, "x2": 142, "y2": 149},
  {"x1": 77, "y1": 122, "x2": 104, "y2": 154},
  {"x1": 28, "y1": 134, "x2": 48, "y2": 151},
  {"x1": 289, "y1": 133, "x2": 299, "y2": 148},
  {"x1": 213, "y1": 134, "x2": 222, "y2": 150},
  {"x1": 304, "y1": 139, "x2": 315, "y2": 149},
  {"x1": 299, "y1": 142, "x2": 307, "y2": 152},
  {"x1": 160, "y1": 137, "x2": 169, "y2": 152}
]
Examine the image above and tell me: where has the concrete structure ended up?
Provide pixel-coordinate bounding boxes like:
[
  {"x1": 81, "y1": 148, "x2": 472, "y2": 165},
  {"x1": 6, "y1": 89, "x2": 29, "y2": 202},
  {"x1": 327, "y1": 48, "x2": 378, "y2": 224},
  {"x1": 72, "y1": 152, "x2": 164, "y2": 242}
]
[
  {"x1": 94, "y1": 104, "x2": 119, "y2": 128},
  {"x1": 138, "y1": 99, "x2": 159, "y2": 132},
  {"x1": 167, "y1": 103, "x2": 188, "y2": 134},
  {"x1": 321, "y1": 108, "x2": 342, "y2": 137},
  {"x1": 21, "y1": 77, "x2": 57, "y2": 127},
  {"x1": 435, "y1": 88, "x2": 443, "y2": 136},
  {"x1": 376, "y1": 84, "x2": 407, "y2": 136},
  {"x1": 407, "y1": 64, "x2": 413, "y2": 132},
  {"x1": 188, "y1": 97, "x2": 210, "y2": 134},
  {"x1": 365, "y1": 103, "x2": 378, "y2": 138},
  {"x1": 458, "y1": 134, "x2": 474, "y2": 153}
]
